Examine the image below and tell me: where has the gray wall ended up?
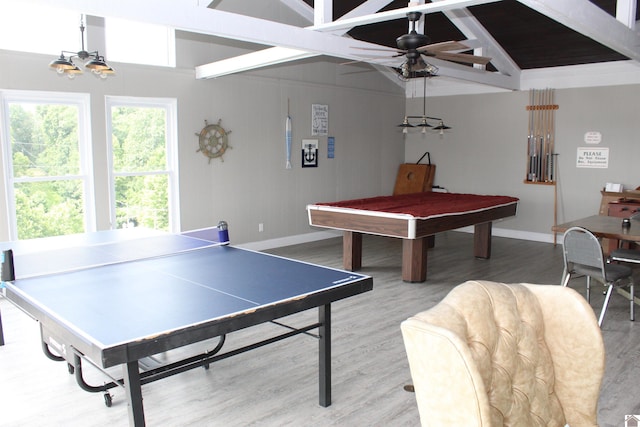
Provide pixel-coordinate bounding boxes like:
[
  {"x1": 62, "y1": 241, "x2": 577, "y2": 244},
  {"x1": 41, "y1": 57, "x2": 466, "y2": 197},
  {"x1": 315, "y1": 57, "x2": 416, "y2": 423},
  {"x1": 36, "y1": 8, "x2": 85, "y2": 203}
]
[
  {"x1": 405, "y1": 83, "x2": 640, "y2": 241},
  {"x1": 0, "y1": 29, "x2": 405, "y2": 244},
  {"x1": 2, "y1": 21, "x2": 640, "y2": 247}
]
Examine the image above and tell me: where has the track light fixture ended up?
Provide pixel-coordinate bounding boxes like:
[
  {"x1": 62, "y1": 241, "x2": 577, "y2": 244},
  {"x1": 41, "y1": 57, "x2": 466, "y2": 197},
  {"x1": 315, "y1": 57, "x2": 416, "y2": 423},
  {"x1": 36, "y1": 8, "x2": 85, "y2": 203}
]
[
  {"x1": 398, "y1": 75, "x2": 450, "y2": 134},
  {"x1": 49, "y1": 15, "x2": 115, "y2": 79}
]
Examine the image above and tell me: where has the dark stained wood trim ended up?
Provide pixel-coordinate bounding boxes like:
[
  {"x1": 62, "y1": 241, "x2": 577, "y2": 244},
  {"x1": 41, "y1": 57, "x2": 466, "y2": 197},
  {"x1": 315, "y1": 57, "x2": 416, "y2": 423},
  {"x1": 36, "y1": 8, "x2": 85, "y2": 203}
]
[{"x1": 309, "y1": 202, "x2": 517, "y2": 282}]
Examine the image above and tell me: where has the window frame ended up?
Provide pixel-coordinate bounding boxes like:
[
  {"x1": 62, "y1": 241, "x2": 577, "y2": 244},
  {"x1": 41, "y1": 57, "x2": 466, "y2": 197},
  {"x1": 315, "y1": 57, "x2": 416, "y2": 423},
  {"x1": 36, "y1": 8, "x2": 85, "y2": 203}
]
[
  {"x1": 105, "y1": 96, "x2": 180, "y2": 232},
  {"x1": 0, "y1": 89, "x2": 95, "y2": 240}
]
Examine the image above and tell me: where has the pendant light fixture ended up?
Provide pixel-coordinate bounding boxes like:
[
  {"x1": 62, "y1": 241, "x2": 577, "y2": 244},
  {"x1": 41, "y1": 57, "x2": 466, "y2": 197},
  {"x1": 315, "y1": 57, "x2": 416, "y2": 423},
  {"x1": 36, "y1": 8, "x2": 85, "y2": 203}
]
[
  {"x1": 398, "y1": 74, "x2": 450, "y2": 134},
  {"x1": 49, "y1": 15, "x2": 115, "y2": 79}
]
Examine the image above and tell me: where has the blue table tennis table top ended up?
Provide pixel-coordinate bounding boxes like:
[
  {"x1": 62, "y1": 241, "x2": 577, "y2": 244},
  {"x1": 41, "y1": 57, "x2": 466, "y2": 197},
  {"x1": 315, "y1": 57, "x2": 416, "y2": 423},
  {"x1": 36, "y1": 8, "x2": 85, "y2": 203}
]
[{"x1": 2, "y1": 228, "x2": 372, "y2": 367}]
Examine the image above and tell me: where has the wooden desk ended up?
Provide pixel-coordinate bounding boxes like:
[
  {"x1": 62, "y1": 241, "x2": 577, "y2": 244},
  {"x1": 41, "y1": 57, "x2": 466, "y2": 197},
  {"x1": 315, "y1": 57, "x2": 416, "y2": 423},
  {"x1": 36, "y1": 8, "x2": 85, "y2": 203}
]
[{"x1": 552, "y1": 215, "x2": 640, "y2": 243}]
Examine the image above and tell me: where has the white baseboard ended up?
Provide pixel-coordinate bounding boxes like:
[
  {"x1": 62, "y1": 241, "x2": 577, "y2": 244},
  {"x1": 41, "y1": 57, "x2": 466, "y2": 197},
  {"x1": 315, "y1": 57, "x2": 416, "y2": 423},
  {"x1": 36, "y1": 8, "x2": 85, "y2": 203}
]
[
  {"x1": 237, "y1": 230, "x2": 341, "y2": 251},
  {"x1": 455, "y1": 225, "x2": 556, "y2": 244},
  {"x1": 238, "y1": 227, "x2": 557, "y2": 251}
]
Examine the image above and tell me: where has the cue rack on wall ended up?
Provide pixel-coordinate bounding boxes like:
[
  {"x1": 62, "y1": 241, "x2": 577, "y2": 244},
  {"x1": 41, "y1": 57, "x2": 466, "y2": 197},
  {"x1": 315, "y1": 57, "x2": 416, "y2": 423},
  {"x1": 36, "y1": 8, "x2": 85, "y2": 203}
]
[
  {"x1": 525, "y1": 88, "x2": 558, "y2": 185},
  {"x1": 525, "y1": 88, "x2": 559, "y2": 244}
]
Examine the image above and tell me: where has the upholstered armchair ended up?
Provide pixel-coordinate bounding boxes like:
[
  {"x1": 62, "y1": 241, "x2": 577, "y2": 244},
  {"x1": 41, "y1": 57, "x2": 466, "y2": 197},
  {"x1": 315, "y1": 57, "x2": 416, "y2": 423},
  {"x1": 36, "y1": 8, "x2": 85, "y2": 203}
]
[{"x1": 401, "y1": 280, "x2": 604, "y2": 427}]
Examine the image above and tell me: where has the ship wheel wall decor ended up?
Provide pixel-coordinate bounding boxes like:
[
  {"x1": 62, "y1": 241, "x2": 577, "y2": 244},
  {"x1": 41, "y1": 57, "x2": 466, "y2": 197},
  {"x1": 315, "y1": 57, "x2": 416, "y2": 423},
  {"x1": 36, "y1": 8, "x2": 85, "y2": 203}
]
[{"x1": 196, "y1": 119, "x2": 231, "y2": 163}]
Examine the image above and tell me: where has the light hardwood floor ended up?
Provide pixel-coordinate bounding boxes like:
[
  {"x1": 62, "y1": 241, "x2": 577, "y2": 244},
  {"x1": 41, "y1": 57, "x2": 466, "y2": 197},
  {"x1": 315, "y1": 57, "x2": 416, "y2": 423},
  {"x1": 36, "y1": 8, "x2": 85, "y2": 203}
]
[{"x1": 0, "y1": 231, "x2": 639, "y2": 426}]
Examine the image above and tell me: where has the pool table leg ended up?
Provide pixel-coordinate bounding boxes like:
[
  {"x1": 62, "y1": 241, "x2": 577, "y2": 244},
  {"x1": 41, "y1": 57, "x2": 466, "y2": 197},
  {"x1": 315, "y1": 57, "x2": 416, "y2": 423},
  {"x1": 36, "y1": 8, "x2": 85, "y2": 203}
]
[
  {"x1": 474, "y1": 222, "x2": 492, "y2": 258},
  {"x1": 402, "y1": 238, "x2": 428, "y2": 282},
  {"x1": 343, "y1": 231, "x2": 362, "y2": 271}
]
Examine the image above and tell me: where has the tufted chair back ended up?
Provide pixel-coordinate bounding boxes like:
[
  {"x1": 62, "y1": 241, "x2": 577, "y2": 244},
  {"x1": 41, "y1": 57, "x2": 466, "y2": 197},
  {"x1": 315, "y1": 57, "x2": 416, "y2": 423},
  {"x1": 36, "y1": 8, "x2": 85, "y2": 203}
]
[{"x1": 401, "y1": 280, "x2": 604, "y2": 427}]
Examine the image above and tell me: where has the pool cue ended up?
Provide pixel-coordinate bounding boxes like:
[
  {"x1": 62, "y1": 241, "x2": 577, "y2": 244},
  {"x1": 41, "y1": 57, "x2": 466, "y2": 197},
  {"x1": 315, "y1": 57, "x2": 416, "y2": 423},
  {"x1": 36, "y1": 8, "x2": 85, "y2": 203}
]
[
  {"x1": 535, "y1": 89, "x2": 542, "y2": 181},
  {"x1": 527, "y1": 90, "x2": 534, "y2": 181},
  {"x1": 542, "y1": 88, "x2": 549, "y2": 181}
]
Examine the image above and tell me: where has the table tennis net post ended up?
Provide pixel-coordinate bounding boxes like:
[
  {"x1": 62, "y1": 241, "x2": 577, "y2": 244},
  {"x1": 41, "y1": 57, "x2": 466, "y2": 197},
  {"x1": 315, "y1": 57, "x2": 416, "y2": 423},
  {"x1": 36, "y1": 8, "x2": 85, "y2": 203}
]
[
  {"x1": 0, "y1": 249, "x2": 11, "y2": 346},
  {"x1": 1, "y1": 249, "x2": 14, "y2": 282}
]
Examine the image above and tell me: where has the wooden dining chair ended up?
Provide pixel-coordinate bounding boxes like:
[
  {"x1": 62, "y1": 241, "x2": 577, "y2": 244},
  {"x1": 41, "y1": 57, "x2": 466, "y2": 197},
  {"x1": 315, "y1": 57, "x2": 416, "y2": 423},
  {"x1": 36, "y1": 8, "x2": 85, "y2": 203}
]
[{"x1": 561, "y1": 226, "x2": 634, "y2": 326}]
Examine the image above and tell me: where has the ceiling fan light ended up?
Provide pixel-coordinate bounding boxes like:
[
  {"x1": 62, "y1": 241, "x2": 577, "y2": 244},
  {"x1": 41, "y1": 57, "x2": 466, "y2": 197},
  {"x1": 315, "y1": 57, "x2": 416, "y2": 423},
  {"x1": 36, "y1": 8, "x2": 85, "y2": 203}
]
[
  {"x1": 49, "y1": 55, "x2": 75, "y2": 71},
  {"x1": 398, "y1": 117, "x2": 414, "y2": 128},
  {"x1": 49, "y1": 15, "x2": 114, "y2": 79},
  {"x1": 67, "y1": 65, "x2": 83, "y2": 73},
  {"x1": 417, "y1": 118, "x2": 432, "y2": 134},
  {"x1": 417, "y1": 117, "x2": 432, "y2": 128},
  {"x1": 100, "y1": 66, "x2": 116, "y2": 76},
  {"x1": 432, "y1": 121, "x2": 451, "y2": 130},
  {"x1": 64, "y1": 65, "x2": 83, "y2": 79},
  {"x1": 85, "y1": 57, "x2": 110, "y2": 70}
]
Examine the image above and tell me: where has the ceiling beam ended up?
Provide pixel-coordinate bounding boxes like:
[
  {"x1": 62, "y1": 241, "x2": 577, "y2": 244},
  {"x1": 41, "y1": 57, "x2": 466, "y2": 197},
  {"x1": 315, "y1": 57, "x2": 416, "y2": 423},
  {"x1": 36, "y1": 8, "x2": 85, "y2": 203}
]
[
  {"x1": 198, "y1": 0, "x2": 397, "y2": 78},
  {"x1": 517, "y1": 0, "x2": 640, "y2": 62},
  {"x1": 312, "y1": 0, "x2": 501, "y2": 32},
  {"x1": 616, "y1": 0, "x2": 637, "y2": 29},
  {"x1": 196, "y1": 0, "x2": 503, "y2": 80},
  {"x1": 314, "y1": 0, "x2": 332, "y2": 25}
]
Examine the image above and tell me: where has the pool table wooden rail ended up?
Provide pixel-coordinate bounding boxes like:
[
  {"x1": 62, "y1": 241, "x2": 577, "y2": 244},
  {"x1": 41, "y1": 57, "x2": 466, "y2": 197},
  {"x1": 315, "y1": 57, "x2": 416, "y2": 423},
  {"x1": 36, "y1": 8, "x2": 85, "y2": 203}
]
[{"x1": 308, "y1": 202, "x2": 517, "y2": 282}]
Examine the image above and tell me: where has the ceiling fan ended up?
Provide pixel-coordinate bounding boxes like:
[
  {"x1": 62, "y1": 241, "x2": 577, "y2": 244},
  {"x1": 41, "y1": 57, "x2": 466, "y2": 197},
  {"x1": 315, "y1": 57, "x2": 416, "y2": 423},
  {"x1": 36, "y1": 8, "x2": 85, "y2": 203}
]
[{"x1": 355, "y1": 11, "x2": 492, "y2": 78}]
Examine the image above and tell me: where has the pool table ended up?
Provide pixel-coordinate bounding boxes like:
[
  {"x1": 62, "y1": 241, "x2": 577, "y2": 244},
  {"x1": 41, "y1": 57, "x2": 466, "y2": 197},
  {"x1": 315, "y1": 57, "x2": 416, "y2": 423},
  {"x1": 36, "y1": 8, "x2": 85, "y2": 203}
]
[{"x1": 307, "y1": 192, "x2": 519, "y2": 282}]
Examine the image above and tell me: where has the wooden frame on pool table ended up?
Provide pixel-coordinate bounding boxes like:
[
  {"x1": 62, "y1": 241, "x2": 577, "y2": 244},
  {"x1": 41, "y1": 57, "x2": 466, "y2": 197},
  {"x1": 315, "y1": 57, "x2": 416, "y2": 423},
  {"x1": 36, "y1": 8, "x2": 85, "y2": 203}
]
[{"x1": 307, "y1": 199, "x2": 517, "y2": 282}]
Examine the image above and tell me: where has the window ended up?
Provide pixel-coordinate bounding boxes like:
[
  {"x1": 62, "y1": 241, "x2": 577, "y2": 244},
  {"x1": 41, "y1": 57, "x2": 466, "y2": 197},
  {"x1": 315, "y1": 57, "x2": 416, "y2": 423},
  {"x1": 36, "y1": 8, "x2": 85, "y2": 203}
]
[
  {"x1": 0, "y1": 91, "x2": 94, "y2": 240},
  {"x1": 106, "y1": 97, "x2": 179, "y2": 232},
  {"x1": 105, "y1": 18, "x2": 175, "y2": 67}
]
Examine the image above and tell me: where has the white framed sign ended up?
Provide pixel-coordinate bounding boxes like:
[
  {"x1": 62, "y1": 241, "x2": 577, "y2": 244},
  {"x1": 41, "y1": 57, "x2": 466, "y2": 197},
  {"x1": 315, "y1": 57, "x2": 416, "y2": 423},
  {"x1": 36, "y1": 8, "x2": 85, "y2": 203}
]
[
  {"x1": 576, "y1": 147, "x2": 609, "y2": 168},
  {"x1": 584, "y1": 131, "x2": 602, "y2": 144},
  {"x1": 311, "y1": 104, "x2": 328, "y2": 136},
  {"x1": 302, "y1": 139, "x2": 318, "y2": 167}
]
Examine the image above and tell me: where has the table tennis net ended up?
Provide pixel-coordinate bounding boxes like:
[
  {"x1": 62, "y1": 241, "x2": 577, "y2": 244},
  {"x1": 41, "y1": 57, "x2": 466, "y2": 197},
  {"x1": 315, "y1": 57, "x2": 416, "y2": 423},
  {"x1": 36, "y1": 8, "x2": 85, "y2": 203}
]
[{"x1": 3, "y1": 233, "x2": 220, "y2": 280}]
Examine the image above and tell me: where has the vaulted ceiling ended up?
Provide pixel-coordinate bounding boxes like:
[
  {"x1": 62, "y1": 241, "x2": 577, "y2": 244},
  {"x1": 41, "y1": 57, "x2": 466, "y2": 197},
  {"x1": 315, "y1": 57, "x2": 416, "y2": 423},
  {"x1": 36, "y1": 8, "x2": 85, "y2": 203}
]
[
  {"x1": 328, "y1": 0, "x2": 639, "y2": 70},
  {"x1": 9, "y1": 0, "x2": 640, "y2": 91},
  {"x1": 197, "y1": 0, "x2": 640, "y2": 90}
]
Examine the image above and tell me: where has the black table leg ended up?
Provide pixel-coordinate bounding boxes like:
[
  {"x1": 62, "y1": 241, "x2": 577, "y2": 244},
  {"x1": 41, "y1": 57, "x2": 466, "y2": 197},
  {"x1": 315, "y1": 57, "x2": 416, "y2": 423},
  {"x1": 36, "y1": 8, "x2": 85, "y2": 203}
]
[
  {"x1": 124, "y1": 360, "x2": 146, "y2": 426},
  {"x1": 319, "y1": 303, "x2": 331, "y2": 407}
]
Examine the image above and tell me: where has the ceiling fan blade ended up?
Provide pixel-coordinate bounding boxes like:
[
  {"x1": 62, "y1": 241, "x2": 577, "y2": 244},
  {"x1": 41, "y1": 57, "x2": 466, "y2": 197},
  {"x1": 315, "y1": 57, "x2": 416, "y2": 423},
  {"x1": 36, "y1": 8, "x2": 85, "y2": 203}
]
[
  {"x1": 431, "y1": 51, "x2": 492, "y2": 65},
  {"x1": 353, "y1": 46, "x2": 405, "y2": 54},
  {"x1": 418, "y1": 41, "x2": 469, "y2": 53},
  {"x1": 351, "y1": 53, "x2": 404, "y2": 60}
]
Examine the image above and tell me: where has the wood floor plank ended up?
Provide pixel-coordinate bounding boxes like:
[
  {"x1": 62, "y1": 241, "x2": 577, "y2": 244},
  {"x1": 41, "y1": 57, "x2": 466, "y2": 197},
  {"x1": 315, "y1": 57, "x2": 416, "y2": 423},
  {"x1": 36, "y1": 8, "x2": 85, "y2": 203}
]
[{"x1": 0, "y1": 231, "x2": 638, "y2": 426}]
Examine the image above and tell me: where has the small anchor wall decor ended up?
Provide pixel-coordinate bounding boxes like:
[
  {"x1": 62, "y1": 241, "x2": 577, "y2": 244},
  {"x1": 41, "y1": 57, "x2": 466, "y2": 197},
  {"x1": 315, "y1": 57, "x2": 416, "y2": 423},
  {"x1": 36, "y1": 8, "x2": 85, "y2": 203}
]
[{"x1": 302, "y1": 139, "x2": 318, "y2": 168}]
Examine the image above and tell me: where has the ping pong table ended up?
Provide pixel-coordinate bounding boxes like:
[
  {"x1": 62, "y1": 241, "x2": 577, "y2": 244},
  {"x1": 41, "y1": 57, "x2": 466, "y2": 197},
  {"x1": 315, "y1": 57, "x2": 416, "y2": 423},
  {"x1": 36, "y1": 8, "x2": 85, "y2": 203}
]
[{"x1": 0, "y1": 227, "x2": 373, "y2": 426}]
